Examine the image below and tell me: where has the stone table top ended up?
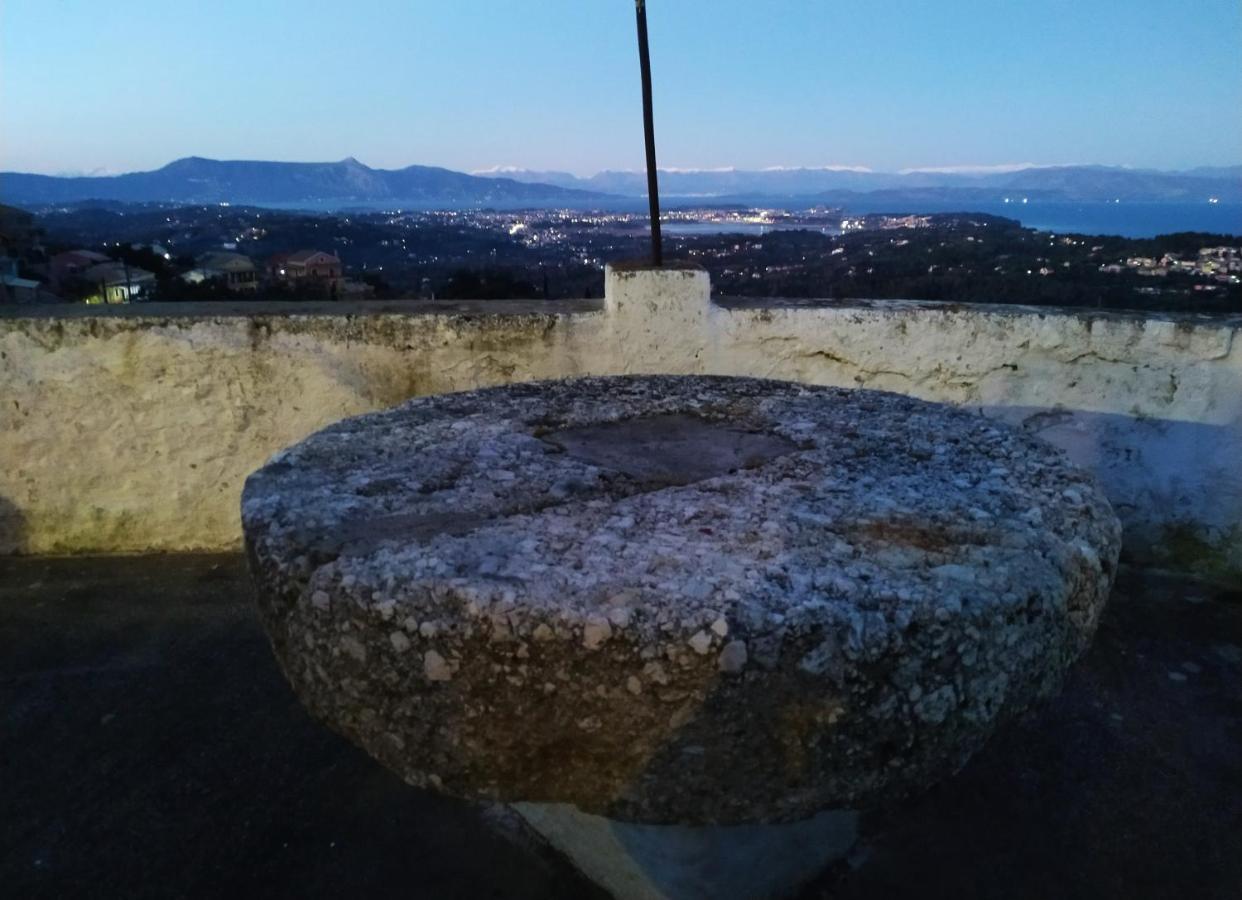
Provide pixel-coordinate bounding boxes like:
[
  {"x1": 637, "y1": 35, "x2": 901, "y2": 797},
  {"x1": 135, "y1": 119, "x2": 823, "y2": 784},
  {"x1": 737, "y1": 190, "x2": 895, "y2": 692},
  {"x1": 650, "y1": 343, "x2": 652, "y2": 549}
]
[{"x1": 243, "y1": 375, "x2": 1120, "y2": 825}]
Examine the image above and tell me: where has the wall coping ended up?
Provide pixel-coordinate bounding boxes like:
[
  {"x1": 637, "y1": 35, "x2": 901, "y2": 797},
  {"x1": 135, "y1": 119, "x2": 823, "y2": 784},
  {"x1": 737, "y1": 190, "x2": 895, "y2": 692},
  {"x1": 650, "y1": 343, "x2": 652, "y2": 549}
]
[
  {"x1": 713, "y1": 296, "x2": 1242, "y2": 328},
  {"x1": 0, "y1": 298, "x2": 603, "y2": 321},
  {"x1": 3, "y1": 295, "x2": 1239, "y2": 330}
]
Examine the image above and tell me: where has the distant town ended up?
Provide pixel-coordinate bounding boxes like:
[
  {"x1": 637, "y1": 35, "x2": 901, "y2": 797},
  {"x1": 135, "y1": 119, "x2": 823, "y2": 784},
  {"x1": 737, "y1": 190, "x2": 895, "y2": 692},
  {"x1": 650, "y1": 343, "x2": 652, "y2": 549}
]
[{"x1": 1, "y1": 201, "x2": 1238, "y2": 313}]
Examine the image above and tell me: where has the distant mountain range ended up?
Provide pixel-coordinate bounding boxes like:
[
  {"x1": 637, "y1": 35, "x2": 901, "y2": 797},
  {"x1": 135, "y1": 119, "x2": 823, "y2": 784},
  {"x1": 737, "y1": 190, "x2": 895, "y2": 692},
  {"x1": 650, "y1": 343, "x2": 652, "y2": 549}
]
[
  {"x1": 2, "y1": 157, "x2": 1238, "y2": 210},
  {"x1": 0, "y1": 157, "x2": 612, "y2": 209},
  {"x1": 479, "y1": 163, "x2": 1242, "y2": 204}
]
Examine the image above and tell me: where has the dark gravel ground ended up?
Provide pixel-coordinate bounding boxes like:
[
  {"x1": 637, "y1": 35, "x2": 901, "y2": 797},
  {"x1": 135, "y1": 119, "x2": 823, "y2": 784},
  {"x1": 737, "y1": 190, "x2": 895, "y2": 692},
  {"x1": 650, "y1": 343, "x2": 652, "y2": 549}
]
[{"x1": 2, "y1": 554, "x2": 1239, "y2": 900}]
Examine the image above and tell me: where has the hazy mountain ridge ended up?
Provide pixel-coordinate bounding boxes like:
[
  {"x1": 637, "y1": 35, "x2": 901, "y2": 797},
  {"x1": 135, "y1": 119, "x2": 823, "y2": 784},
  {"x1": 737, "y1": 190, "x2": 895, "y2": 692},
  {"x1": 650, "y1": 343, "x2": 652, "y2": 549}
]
[
  {"x1": 0, "y1": 157, "x2": 613, "y2": 209},
  {"x1": 2, "y1": 158, "x2": 1238, "y2": 209},
  {"x1": 497, "y1": 164, "x2": 1242, "y2": 202}
]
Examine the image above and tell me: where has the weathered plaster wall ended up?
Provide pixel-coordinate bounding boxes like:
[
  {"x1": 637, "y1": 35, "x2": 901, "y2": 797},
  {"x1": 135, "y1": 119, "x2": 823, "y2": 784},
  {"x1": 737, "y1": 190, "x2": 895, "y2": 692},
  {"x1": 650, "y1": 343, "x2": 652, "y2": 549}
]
[
  {"x1": 707, "y1": 298, "x2": 1242, "y2": 581},
  {"x1": 0, "y1": 301, "x2": 606, "y2": 554},
  {"x1": 2, "y1": 271, "x2": 1239, "y2": 581}
]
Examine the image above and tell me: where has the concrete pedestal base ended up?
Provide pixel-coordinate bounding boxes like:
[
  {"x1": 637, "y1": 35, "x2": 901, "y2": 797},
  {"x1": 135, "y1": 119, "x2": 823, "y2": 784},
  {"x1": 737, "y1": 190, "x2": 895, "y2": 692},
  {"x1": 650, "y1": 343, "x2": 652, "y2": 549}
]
[{"x1": 512, "y1": 803, "x2": 858, "y2": 900}]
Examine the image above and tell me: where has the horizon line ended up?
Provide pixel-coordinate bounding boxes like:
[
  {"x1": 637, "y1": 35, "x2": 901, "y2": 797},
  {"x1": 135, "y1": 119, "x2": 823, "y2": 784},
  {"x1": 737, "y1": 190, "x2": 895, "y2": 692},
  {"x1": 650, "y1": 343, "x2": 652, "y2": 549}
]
[{"x1": 4, "y1": 157, "x2": 1240, "y2": 180}]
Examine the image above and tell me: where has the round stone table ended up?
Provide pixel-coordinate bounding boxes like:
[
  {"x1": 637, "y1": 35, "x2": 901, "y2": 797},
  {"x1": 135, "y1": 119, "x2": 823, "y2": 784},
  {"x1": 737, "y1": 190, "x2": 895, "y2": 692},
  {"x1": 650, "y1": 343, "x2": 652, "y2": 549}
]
[{"x1": 243, "y1": 375, "x2": 1120, "y2": 899}]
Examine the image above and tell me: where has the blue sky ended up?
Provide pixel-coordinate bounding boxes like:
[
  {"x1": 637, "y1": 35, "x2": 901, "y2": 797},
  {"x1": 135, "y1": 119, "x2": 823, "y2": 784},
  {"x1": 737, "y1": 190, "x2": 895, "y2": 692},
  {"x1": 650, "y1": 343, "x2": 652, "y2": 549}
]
[{"x1": 2, "y1": 0, "x2": 1239, "y2": 175}]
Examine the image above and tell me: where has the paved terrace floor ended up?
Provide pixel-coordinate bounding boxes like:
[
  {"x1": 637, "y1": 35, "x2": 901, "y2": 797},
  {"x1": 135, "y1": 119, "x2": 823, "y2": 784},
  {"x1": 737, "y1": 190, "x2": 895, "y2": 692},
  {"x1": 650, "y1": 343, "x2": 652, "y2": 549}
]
[{"x1": 2, "y1": 555, "x2": 1240, "y2": 900}]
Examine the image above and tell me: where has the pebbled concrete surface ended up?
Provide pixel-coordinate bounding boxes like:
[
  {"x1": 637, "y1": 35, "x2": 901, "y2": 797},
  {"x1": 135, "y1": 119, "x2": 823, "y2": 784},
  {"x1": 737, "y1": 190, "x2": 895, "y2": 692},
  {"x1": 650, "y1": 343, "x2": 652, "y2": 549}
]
[
  {"x1": 243, "y1": 375, "x2": 1119, "y2": 823},
  {"x1": 2, "y1": 555, "x2": 1240, "y2": 900}
]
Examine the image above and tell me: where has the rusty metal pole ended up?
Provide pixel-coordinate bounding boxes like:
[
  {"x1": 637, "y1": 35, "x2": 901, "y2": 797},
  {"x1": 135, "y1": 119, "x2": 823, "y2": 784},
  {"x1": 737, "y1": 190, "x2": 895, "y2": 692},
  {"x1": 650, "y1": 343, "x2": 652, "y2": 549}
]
[{"x1": 635, "y1": 0, "x2": 663, "y2": 266}]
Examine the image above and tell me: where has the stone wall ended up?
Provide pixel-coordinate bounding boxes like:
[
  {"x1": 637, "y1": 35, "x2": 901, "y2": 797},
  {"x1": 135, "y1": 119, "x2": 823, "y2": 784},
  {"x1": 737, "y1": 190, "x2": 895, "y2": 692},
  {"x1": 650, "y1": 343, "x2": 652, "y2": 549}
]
[
  {"x1": 708, "y1": 296, "x2": 1242, "y2": 582},
  {"x1": 2, "y1": 271, "x2": 1239, "y2": 582},
  {"x1": 0, "y1": 300, "x2": 606, "y2": 554}
]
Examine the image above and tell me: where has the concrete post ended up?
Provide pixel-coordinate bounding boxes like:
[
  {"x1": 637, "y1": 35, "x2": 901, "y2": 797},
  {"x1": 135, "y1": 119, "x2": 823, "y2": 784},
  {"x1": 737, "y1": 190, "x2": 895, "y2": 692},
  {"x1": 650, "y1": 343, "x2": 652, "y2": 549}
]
[
  {"x1": 604, "y1": 264, "x2": 710, "y2": 375},
  {"x1": 512, "y1": 803, "x2": 858, "y2": 900}
]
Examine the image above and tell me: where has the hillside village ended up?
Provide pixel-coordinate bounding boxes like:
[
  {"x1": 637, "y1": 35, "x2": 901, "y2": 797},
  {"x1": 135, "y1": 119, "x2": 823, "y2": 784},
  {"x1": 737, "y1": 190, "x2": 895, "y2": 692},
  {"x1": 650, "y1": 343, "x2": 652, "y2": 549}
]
[
  {"x1": 0, "y1": 204, "x2": 368, "y2": 304},
  {"x1": 2, "y1": 202, "x2": 1239, "y2": 311}
]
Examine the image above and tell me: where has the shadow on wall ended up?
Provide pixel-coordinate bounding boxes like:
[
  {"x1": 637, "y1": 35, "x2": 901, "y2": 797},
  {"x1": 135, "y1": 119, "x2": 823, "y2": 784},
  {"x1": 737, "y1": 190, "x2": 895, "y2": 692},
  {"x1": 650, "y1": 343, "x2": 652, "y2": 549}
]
[
  {"x1": 308, "y1": 315, "x2": 574, "y2": 412},
  {"x1": 980, "y1": 405, "x2": 1242, "y2": 584},
  {"x1": 0, "y1": 496, "x2": 28, "y2": 554},
  {"x1": 321, "y1": 349, "x2": 438, "y2": 411}
]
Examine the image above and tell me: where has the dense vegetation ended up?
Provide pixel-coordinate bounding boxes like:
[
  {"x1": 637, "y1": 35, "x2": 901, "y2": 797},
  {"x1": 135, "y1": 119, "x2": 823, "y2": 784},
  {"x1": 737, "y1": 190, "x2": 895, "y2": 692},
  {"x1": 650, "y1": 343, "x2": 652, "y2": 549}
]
[{"x1": 695, "y1": 218, "x2": 1241, "y2": 313}]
